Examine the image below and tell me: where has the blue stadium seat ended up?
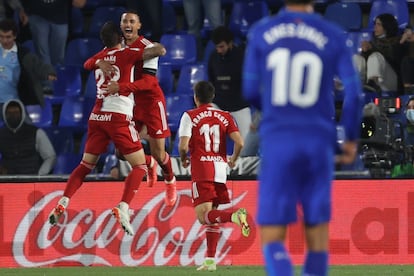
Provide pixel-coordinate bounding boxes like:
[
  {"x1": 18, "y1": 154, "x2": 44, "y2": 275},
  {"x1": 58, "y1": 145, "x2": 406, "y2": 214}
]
[
  {"x1": 203, "y1": 40, "x2": 215, "y2": 65},
  {"x1": 58, "y1": 96, "x2": 87, "y2": 132},
  {"x1": 200, "y1": 11, "x2": 225, "y2": 40},
  {"x1": 21, "y1": 40, "x2": 35, "y2": 53},
  {"x1": 47, "y1": 65, "x2": 82, "y2": 105},
  {"x1": 166, "y1": 94, "x2": 194, "y2": 133},
  {"x1": 44, "y1": 127, "x2": 75, "y2": 154},
  {"x1": 175, "y1": 63, "x2": 208, "y2": 96},
  {"x1": 159, "y1": 33, "x2": 197, "y2": 71},
  {"x1": 346, "y1": 31, "x2": 372, "y2": 54},
  {"x1": 88, "y1": 6, "x2": 127, "y2": 38},
  {"x1": 163, "y1": 0, "x2": 183, "y2": 8},
  {"x1": 64, "y1": 38, "x2": 103, "y2": 68},
  {"x1": 25, "y1": 98, "x2": 53, "y2": 128},
  {"x1": 53, "y1": 153, "x2": 82, "y2": 174},
  {"x1": 84, "y1": 71, "x2": 97, "y2": 99},
  {"x1": 157, "y1": 64, "x2": 174, "y2": 95},
  {"x1": 228, "y1": 0, "x2": 270, "y2": 39},
  {"x1": 367, "y1": 0, "x2": 409, "y2": 30},
  {"x1": 324, "y1": 2, "x2": 362, "y2": 31}
]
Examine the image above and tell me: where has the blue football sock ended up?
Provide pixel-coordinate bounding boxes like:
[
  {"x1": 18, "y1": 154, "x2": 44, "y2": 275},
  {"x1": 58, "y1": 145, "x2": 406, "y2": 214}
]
[
  {"x1": 303, "y1": 251, "x2": 328, "y2": 276},
  {"x1": 263, "y1": 242, "x2": 293, "y2": 276}
]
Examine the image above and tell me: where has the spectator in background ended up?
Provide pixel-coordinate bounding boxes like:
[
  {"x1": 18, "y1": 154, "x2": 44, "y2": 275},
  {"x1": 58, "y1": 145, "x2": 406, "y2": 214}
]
[
  {"x1": 354, "y1": 13, "x2": 405, "y2": 93},
  {"x1": 400, "y1": 26, "x2": 414, "y2": 93},
  {"x1": 178, "y1": 81, "x2": 249, "y2": 271},
  {"x1": 404, "y1": 97, "x2": 414, "y2": 145},
  {"x1": 183, "y1": 0, "x2": 221, "y2": 59},
  {"x1": 208, "y1": 26, "x2": 251, "y2": 140},
  {"x1": 126, "y1": 0, "x2": 162, "y2": 42},
  {"x1": 0, "y1": 19, "x2": 56, "y2": 120},
  {"x1": 391, "y1": 97, "x2": 414, "y2": 177},
  {"x1": 240, "y1": 110, "x2": 261, "y2": 157},
  {"x1": 0, "y1": 99, "x2": 56, "y2": 175},
  {"x1": 0, "y1": 0, "x2": 28, "y2": 25},
  {"x1": 23, "y1": 0, "x2": 86, "y2": 67}
]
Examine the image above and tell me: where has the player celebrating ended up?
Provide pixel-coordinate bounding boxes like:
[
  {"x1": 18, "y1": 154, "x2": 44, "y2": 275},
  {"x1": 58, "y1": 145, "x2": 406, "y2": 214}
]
[
  {"x1": 48, "y1": 22, "x2": 164, "y2": 235},
  {"x1": 95, "y1": 10, "x2": 177, "y2": 207},
  {"x1": 178, "y1": 81, "x2": 250, "y2": 271},
  {"x1": 243, "y1": 0, "x2": 363, "y2": 275}
]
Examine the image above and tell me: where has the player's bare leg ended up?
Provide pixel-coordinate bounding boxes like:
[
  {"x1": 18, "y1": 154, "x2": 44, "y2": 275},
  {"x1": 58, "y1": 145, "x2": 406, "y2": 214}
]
[{"x1": 148, "y1": 136, "x2": 177, "y2": 206}]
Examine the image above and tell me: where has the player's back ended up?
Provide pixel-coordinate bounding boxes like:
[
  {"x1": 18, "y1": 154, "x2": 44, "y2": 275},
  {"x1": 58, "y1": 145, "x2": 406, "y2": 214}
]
[
  {"x1": 245, "y1": 10, "x2": 359, "y2": 143},
  {"x1": 92, "y1": 47, "x2": 142, "y2": 116},
  {"x1": 187, "y1": 105, "x2": 235, "y2": 158},
  {"x1": 183, "y1": 104, "x2": 239, "y2": 182}
]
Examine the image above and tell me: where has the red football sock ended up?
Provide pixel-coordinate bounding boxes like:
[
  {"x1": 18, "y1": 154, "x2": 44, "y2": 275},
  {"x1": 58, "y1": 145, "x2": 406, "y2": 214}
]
[
  {"x1": 205, "y1": 210, "x2": 233, "y2": 225},
  {"x1": 63, "y1": 161, "x2": 94, "y2": 198},
  {"x1": 159, "y1": 152, "x2": 174, "y2": 181},
  {"x1": 121, "y1": 164, "x2": 146, "y2": 204},
  {"x1": 145, "y1": 155, "x2": 153, "y2": 167},
  {"x1": 206, "y1": 225, "x2": 221, "y2": 258}
]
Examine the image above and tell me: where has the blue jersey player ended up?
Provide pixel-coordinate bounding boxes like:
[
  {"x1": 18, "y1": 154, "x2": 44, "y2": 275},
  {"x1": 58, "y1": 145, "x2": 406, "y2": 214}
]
[{"x1": 242, "y1": 0, "x2": 363, "y2": 275}]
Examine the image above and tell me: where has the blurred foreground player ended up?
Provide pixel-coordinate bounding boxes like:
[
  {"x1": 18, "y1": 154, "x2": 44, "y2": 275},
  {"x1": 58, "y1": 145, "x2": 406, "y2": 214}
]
[{"x1": 242, "y1": 0, "x2": 363, "y2": 275}]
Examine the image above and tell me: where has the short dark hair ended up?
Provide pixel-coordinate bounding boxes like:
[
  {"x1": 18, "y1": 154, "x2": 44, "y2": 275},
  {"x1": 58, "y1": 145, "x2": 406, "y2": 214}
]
[
  {"x1": 100, "y1": 21, "x2": 122, "y2": 48},
  {"x1": 194, "y1": 81, "x2": 215, "y2": 104},
  {"x1": 124, "y1": 9, "x2": 139, "y2": 17},
  {"x1": 211, "y1": 26, "x2": 234, "y2": 45},
  {"x1": 0, "y1": 19, "x2": 18, "y2": 36}
]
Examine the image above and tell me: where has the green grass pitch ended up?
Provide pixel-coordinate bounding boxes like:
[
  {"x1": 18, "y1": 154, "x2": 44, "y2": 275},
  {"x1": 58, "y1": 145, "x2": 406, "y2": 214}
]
[{"x1": 1, "y1": 265, "x2": 414, "y2": 275}]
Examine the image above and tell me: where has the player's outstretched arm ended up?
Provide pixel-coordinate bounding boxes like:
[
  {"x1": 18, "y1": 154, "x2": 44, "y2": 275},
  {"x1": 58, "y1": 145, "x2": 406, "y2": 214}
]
[
  {"x1": 228, "y1": 131, "x2": 244, "y2": 168},
  {"x1": 110, "y1": 76, "x2": 156, "y2": 96},
  {"x1": 142, "y1": 43, "x2": 166, "y2": 60}
]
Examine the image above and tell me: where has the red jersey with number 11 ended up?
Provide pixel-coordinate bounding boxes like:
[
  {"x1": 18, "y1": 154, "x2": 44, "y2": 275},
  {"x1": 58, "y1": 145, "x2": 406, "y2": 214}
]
[{"x1": 178, "y1": 104, "x2": 239, "y2": 183}]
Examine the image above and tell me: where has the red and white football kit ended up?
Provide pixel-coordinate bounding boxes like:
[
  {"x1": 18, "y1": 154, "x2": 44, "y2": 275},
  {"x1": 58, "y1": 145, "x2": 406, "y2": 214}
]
[
  {"x1": 83, "y1": 46, "x2": 145, "y2": 156},
  {"x1": 117, "y1": 36, "x2": 171, "y2": 139},
  {"x1": 178, "y1": 104, "x2": 239, "y2": 206}
]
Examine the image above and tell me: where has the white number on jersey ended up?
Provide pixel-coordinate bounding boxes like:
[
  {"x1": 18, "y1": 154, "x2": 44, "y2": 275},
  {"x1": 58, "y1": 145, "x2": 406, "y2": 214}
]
[
  {"x1": 267, "y1": 48, "x2": 322, "y2": 107},
  {"x1": 199, "y1": 124, "x2": 220, "y2": 153},
  {"x1": 95, "y1": 65, "x2": 121, "y2": 99}
]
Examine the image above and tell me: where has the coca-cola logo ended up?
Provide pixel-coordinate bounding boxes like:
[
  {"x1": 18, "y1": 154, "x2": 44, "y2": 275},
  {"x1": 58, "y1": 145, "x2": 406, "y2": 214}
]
[{"x1": 12, "y1": 188, "x2": 255, "y2": 267}]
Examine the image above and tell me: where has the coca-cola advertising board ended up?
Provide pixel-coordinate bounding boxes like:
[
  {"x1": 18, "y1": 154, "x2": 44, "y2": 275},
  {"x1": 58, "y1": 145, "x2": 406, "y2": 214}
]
[{"x1": 0, "y1": 179, "x2": 413, "y2": 268}]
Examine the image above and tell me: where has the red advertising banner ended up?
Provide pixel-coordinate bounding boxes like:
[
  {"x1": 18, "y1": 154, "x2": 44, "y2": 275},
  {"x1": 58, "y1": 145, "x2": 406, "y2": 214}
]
[{"x1": 0, "y1": 179, "x2": 413, "y2": 268}]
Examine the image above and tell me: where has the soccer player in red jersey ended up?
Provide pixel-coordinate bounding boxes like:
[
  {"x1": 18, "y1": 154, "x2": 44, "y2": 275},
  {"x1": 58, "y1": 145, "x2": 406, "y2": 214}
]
[
  {"x1": 96, "y1": 11, "x2": 177, "y2": 207},
  {"x1": 177, "y1": 81, "x2": 250, "y2": 271},
  {"x1": 48, "y1": 22, "x2": 163, "y2": 236}
]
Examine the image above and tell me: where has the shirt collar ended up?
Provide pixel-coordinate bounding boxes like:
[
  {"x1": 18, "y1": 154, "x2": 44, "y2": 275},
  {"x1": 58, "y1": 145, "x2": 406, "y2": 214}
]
[{"x1": 2, "y1": 43, "x2": 17, "y2": 54}]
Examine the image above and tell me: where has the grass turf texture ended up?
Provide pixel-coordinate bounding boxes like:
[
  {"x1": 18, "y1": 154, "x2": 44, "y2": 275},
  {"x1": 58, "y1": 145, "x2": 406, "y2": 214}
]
[{"x1": 1, "y1": 265, "x2": 414, "y2": 275}]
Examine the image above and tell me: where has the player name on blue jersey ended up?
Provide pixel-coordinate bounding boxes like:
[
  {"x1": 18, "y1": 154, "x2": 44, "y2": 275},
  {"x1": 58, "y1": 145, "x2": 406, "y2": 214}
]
[{"x1": 263, "y1": 23, "x2": 328, "y2": 49}]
